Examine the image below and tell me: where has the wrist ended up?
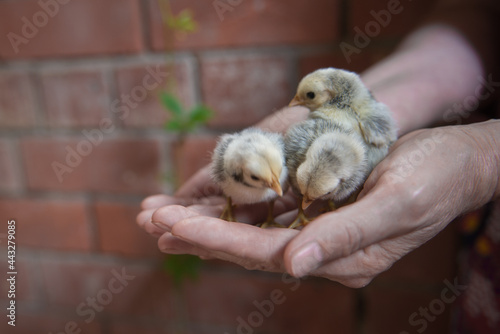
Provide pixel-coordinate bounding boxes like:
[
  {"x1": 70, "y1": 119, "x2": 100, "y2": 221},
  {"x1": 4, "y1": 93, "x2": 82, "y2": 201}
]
[
  {"x1": 457, "y1": 120, "x2": 500, "y2": 203},
  {"x1": 474, "y1": 120, "x2": 500, "y2": 199}
]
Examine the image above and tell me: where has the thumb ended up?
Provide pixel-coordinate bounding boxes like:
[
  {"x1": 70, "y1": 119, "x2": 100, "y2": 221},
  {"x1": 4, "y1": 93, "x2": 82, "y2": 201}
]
[{"x1": 283, "y1": 185, "x2": 407, "y2": 278}]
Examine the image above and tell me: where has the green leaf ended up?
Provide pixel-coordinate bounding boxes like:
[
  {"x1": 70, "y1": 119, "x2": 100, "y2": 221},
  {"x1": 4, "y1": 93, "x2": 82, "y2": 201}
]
[
  {"x1": 169, "y1": 9, "x2": 197, "y2": 33},
  {"x1": 160, "y1": 92, "x2": 184, "y2": 117},
  {"x1": 177, "y1": 10, "x2": 197, "y2": 32},
  {"x1": 182, "y1": 105, "x2": 214, "y2": 132},
  {"x1": 163, "y1": 254, "x2": 202, "y2": 287},
  {"x1": 189, "y1": 105, "x2": 213, "y2": 122},
  {"x1": 164, "y1": 118, "x2": 184, "y2": 131}
]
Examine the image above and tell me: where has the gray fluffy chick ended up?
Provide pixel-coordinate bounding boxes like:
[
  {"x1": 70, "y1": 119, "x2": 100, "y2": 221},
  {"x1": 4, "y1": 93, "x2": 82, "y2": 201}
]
[
  {"x1": 290, "y1": 67, "x2": 397, "y2": 170},
  {"x1": 285, "y1": 118, "x2": 369, "y2": 228},
  {"x1": 211, "y1": 128, "x2": 288, "y2": 226}
]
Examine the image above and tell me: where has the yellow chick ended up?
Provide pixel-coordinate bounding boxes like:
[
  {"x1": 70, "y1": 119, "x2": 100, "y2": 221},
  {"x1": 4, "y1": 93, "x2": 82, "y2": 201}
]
[
  {"x1": 211, "y1": 128, "x2": 287, "y2": 227},
  {"x1": 289, "y1": 67, "x2": 397, "y2": 169},
  {"x1": 285, "y1": 118, "x2": 369, "y2": 229}
]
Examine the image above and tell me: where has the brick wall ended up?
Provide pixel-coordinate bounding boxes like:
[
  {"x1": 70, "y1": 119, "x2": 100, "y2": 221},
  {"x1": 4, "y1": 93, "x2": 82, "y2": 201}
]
[{"x1": 0, "y1": 1, "x2": 458, "y2": 333}]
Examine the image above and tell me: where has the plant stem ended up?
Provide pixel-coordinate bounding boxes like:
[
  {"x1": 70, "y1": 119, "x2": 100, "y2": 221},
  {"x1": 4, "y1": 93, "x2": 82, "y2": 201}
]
[{"x1": 158, "y1": 0, "x2": 177, "y2": 94}]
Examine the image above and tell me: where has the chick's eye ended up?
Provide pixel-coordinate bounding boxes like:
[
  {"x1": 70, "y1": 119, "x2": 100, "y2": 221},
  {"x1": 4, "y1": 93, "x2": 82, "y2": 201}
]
[
  {"x1": 306, "y1": 92, "x2": 315, "y2": 99},
  {"x1": 250, "y1": 175, "x2": 260, "y2": 181}
]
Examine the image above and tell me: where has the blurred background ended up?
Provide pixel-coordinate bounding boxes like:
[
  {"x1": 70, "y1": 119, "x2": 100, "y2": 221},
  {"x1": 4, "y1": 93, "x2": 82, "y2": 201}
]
[{"x1": 0, "y1": 0, "x2": 461, "y2": 333}]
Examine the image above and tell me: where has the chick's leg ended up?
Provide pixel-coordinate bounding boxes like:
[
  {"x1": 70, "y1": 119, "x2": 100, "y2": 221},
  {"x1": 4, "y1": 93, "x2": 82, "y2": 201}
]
[
  {"x1": 346, "y1": 189, "x2": 361, "y2": 204},
  {"x1": 220, "y1": 197, "x2": 237, "y2": 222},
  {"x1": 319, "y1": 199, "x2": 337, "y2": 213},
  {"x1": 288, "y1": 197, "x2": 311, "y2": 229},
  {"x1": 259, "y1": 199, "x2": 284, "y2": 229}
]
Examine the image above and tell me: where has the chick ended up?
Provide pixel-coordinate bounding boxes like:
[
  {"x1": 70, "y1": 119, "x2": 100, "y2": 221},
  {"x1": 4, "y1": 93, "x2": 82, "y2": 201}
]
[
  {"x1": 211, "y1": 128, "x2": 288, "y2": 227},
  {"x1": 285, "y1": 118, "x2": 369, "y2": 229},
  {"x1": 289, "y1": 67, "x2": 397, "y2": 168}
]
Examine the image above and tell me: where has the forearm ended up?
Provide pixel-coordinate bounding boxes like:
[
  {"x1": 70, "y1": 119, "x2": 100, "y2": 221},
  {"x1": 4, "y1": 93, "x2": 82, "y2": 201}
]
[
  {"x1": 259, "y1": 23, "x2": 485, "y2": 137},
  {"x1": 255, "y1": 106, "x2": 308, "y2": 134},
  {"x1": 361, "y1": 25, "x2": 485, "y2": 135}
]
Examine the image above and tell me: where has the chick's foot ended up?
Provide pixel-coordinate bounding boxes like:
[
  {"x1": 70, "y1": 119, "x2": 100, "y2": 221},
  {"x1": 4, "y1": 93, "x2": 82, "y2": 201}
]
[
  {"x1": 288, "y1": 210, "x2": 311, "y2": 229},
  {"x1": 288, "y1": 199, "x2": 311, "y2": 229},
  {"x1": 259, "y1": 200, "x2": 285, "y2": 229},
  {"x1": 220, "y1": 197, "x2": 237, "y2": 222}
]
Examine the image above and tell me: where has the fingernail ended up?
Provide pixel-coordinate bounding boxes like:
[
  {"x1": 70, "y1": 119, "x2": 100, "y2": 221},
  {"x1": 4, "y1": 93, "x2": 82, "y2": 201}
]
[
  {"x1": 151, "y1": 220, "x2": 171, "y2": 232},
  {"x1": 291, "y1": 242, "x2": 323, "y2": 277}
]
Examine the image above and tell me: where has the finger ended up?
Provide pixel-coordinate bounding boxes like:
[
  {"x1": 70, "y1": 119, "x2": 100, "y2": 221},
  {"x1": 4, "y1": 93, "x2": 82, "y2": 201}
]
[
  {"x1": 171, "y1": 216, "x2": 299, "y2": 272},
  {"x1": 149, "y1": 197, "x2": 295, "y2": 233},
  {"x1": 186, "y1": 204, "x2": 222, "y2": 218},
  {"x1": 186, "y1": 192, "x2": 297, "y2": 225},
  {"x1": 284, "y1": 184, "x2": 412, "y2": 278},
  {"x1": 139, "y1": 209, "x2": 172, "y2": 237},
  {"x1": 137, "y1": 208, "x2": 155, "y2": 228},
  {"x1": 158, "y1": 232, "x2": 264, "y2": 266},
  {"x1": 151, "y1": 205, "x2": 203, "y2": 231},
  {"x1": 141, "y1": 194, "x2": 225, "y2": 210},
  {"x1": 141, "y1": 194, "x2": 180, "y2": 210},
  {"x1": 158, "y1": 232, "x2": 217, "y2": 257},
  {"x1": 141, "y1": 203, "x2": 219, "y2": 236}
]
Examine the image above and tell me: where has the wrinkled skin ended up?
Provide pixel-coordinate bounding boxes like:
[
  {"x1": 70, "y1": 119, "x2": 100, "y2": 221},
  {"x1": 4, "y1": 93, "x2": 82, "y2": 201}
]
[{"x1": 137, "y1": 121, "x2": 500, "y2": 288}]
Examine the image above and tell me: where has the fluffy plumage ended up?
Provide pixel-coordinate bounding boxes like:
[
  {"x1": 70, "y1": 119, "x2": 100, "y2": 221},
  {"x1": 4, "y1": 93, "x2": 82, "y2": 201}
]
[
  {"x1": 284, "y1": 68, "x2": 397, "y2": 228},
  {"x1": 211, "y1": 128, "x2": 288, "y2": 223},
  {"x1": 285, "y1": 118, "x2": 369, "y2": 209},
  {"x1": 290, "y1": 67, "x2": 397, "y2": 170}
]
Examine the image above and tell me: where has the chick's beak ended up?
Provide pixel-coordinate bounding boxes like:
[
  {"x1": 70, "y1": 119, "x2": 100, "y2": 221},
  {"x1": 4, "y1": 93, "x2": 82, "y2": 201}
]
[
  {"x1": 302, "y1": 196, "x2": 313, "y2": 210},
  {"x1": 269, "y1": 176, "x2": 283, "y2": 197},
  {"x1": 289, "y1": 95, "x2": 304, "y2": 107}
]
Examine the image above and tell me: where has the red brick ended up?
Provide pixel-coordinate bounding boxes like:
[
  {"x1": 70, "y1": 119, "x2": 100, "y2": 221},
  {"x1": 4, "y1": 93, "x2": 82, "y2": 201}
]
[
  {"x1": 0, "y1": 0, "x2": 143, "y2": 59},
  {"x1": 21, "y1": 137, "x2": 162, "y2": 194},
  {"x1": 0, "y1": 313, "x2": 102, "y2": 334},
  {"x1": 349, "y1": 0, "x2": 435, "y2": 39},
  {"x1": 365, "y1": 285, "x2": 452, "y2": 334},
  {"x1": 114, "y1": 62, "x2": 194, "y2": 128},
  {"x1": 41, "y1": 70, "x2": 109, "y2": 127},
  {"x1": 201, "y1": 55, "x2": 291, "y2": 129},
  {"x1": 171, "y1": 136, "x2": 217, "y2": 185},
  {"x1": 0, "y1": 139, "x2": 22, "y2": 193},
  {"x1": 378, "y1": 224, "x2": 459, "y2": 284},
  {"x1": 41, "y1": 259, "x2": 175, "y2": 318},
  {"x1": 149, "y1": 0, "x2": 340, "y2": 50},
  {"x1": 183, "y1": 271, "x2": 354, "y2": 333},
  {"x1": 0, "y1": 71, "x2": 36, "y2": 127},
  {"x1": 94, "y1": 201, "x2": 162, "y2": 258},
  {"x1": 0, "y1": 198, "x2": 91, "y2": 251}
]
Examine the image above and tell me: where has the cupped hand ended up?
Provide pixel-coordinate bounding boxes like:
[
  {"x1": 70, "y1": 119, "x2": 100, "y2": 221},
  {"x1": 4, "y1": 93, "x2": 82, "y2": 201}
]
[{"x1": 137, "y1": 121, "x2": 500, "y2": 288}]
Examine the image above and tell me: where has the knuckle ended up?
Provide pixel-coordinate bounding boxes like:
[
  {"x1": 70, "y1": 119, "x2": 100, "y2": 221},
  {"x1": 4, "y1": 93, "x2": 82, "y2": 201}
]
[
  {"x1": 335, "y1": 222, "x2": 364, "y2": 257},
  {"x1": 360, "y1": 253, "x2": 393, "y2": 276},
  {"x1": 152, "y1": 204, "x2": 183, "y2": 221}
]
